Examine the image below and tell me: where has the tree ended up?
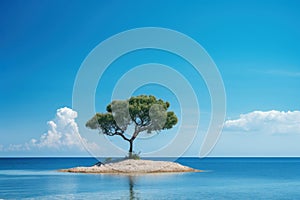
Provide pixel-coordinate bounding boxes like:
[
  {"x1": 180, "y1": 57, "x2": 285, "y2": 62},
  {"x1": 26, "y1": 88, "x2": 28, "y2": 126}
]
[{"x1": 86, "y1": 95, "x2": 178, "y2": 158}]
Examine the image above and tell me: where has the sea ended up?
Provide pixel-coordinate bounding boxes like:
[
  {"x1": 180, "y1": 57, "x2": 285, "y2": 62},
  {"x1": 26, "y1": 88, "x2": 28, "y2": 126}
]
[{"x1": 1, "y1": 157, "x2": 300, "y2": 199}]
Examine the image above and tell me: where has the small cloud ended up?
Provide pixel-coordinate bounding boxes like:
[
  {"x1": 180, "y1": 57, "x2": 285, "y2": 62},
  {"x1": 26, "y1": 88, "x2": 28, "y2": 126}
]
[
  {"x1": 264, "y1": 70, "x2": 300, "y2": 77},
  {"x1": 1, "y1": 107, "x2": 100, "y2": 152},
  {"x1": 7, "y1": 144, "x2": 30, "y2": 151},
  {"x1": 224, "y1": 110, "x2": 300, "y2": 134}
]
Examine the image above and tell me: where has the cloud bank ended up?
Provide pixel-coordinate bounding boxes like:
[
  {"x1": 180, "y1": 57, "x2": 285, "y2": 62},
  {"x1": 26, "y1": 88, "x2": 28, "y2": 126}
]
[
  {"x1": 224, "y1": 110, "x2": 300, "y2": 134},
  {"x1": 3, "y1": 107, "x2": 99, "y2": 152}
]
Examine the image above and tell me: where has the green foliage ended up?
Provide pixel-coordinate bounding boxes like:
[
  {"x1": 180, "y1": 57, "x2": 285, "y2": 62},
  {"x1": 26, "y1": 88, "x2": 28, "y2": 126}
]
[
  {"x1": 86, "y1": 95, "x2": 178, "y2": 154},
  {"x1": 125, "y1": 152, "x2": 141, "y2": 160},
  {"x1": 104, "y1": 157, "x2": 112, "y2": 163},
  {"x1": 86, "y1": 113, "x2": 122, "y2": 136}
]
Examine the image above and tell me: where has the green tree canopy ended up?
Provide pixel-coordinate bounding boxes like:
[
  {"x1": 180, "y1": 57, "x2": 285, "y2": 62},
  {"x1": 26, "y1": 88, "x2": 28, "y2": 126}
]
[{"x1": 86, "y1": 95, "x2": 178, "y2": 157}]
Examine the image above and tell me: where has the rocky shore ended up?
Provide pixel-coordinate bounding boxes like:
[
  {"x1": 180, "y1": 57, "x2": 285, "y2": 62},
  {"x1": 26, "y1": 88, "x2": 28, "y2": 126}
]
[{"x1": 59, "y1": 159, "x2": 200, "y2": 174}]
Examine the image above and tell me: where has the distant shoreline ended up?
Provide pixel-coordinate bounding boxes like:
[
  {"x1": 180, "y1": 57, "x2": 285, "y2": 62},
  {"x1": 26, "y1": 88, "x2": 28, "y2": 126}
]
[{"x1": 58, "y1": 159, "x2": 201, "y2": 175}]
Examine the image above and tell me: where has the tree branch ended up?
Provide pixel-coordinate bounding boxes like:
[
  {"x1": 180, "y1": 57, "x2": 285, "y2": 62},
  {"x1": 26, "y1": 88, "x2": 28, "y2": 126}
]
[
  {"x1": 116, "y1": 133, "x2": 130, "y2": 142},
  {"x1": 130, "y1": 123, "x2": 153, "y2": 142}
]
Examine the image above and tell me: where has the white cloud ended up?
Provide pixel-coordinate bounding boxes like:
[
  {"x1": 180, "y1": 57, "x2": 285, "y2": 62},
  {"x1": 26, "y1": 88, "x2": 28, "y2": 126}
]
[
  {"x1": 1, "y1": 107, "x2": 100, "y2": 152},
  {"x1": 265, "y1": 70, "x2": 300, "y2": 77},
  {"x1": 29, "y1": 107, "x2": 85, "y2": 150},
  {"x1": 224, "y1": 110, "x2": 300, "y2": 134},
  {"x1": 7, "y1": 144, "x2": 30, "y2": 151}
]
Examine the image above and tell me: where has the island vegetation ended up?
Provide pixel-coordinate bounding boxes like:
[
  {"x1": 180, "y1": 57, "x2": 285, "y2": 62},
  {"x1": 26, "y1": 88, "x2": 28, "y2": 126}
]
[
  {"x1": 60, "y1": 95, "x2": 200, "y2": 174},
  {"x1": 86, "y1": 95, "x2": 178, "y2": 158}
]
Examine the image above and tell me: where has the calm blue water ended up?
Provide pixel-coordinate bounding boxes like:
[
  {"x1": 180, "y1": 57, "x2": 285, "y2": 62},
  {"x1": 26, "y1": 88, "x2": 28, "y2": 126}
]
[{"x1": 1, "y1": 157, "x2": 300, "y2": 199}]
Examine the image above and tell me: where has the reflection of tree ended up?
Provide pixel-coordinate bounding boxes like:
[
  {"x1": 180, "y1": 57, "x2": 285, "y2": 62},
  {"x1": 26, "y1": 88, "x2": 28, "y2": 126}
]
[{"x1": 128, "y1": 176, "x2": 139, "y2": 200}]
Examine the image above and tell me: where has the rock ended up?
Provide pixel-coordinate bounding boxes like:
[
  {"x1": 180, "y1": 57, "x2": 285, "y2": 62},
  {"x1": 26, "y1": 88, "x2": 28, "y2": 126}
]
[{"x1": 94, "y1": 161, "x2": 104, "y2": 166}]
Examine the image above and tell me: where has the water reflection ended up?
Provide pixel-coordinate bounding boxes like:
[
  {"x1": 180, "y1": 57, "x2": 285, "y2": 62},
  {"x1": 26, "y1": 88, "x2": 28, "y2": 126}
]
[{"x1": 128, "y1": 176, "x2": 139, "y2": 200}]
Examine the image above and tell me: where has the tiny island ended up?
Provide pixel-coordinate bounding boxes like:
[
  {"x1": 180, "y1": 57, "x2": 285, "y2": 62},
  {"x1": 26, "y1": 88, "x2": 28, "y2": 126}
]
[
  {"x1": 60, "y1": 95, "x2": 200, "y2": 174},
  {"x1": 59, "y1": 159, "x2": 200, "y2": 174}
]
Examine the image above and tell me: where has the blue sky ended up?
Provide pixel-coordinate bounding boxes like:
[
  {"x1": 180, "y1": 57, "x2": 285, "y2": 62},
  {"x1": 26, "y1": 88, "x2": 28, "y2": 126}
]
[{"x1": 1, "y1": 0, "x2": 300, "y2": 157}]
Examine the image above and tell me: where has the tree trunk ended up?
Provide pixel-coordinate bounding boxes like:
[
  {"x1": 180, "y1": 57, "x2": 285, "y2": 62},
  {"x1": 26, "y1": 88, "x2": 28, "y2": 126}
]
[
  {"x1": 128, "y1": 130, "x2": 138, "y2": 158},
  {"x1": 128, "y1": 140, "x2": 133, "y2": 158}
]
